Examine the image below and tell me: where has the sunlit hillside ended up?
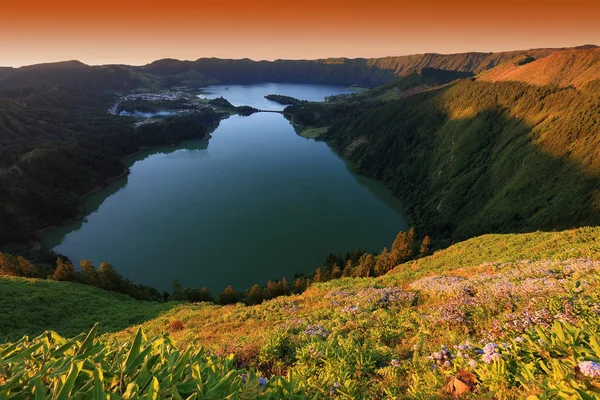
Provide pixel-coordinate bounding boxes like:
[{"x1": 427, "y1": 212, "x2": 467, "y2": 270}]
[{"x1": 2, "y1": 227, "x2": 600, "y2": 398}]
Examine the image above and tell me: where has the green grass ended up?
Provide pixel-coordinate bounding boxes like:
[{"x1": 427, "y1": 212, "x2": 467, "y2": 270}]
[
  {"x1": 0, "y1": 277, "x2": 173, "y2": 342},
  {"x1": 3, "y1": 227, "x2": 600, "y2": 398},
  {"x1": 299, "y1": 126, "x2": 329, "y2": 138}
]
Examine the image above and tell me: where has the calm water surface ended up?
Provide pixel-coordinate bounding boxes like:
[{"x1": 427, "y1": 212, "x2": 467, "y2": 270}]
[{"x1": 43, "y1": 84, "x2": 407, "y2": 292}]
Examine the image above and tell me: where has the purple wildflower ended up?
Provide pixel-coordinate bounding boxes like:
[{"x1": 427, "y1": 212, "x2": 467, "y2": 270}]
[
  {"x1": 468, "y1": 359, "x2": 477, "y2": 368},
  {"x1": 259, "y1": 377, "x2": 267, "y2": 387},
  {"x1": 482, "y1": 353, "x2": 502, "y2": 364},
  {"x1": 391, "y1": 359, "x2": 400, "y2": 367},
  {"x1": 483, "y1": 343, "x2": 498, "y2": 355},
  {"x1": 578, "y1": 361, "x2": 600, "y2": 378}
]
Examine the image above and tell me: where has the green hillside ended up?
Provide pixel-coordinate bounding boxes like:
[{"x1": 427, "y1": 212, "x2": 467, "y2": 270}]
[
  {"x1": 0, "y1": 277, "x2": 171, "y2": 342},
  {"x1": 2, "y1": 227, "x2": 600, "y2": 398},
  {"x1": 285, "y1": 72, "x2": 600, "y2": 241}
]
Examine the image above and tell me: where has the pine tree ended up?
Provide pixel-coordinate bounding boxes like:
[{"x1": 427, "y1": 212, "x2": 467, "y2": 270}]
[
  {"x1": 331, "y1": 264, "x2": 342, "y2": 279},
  {"x1": 420, "y1": 235, "x2": 431, "y2": 256},
  {"x1": 391, "y1": 228, "x2": 416, "y2": 266},
  {"x1": 314, "y1": 267, "x2": 324, "y2": 283},
  {"x1": 374, "y1": 247, "x2": 392, "y2": 276},
  {"x1": 294, "y1": 278, "x2": 307, "y2": 293},
  {"x1": 279, "y1": 277, "x2": 290, "y2": 295},
  {"x1": 355, "y1": 254, "x2": 375, "y2": 277},
  {"x1": 342, "y1": 259, "x2": 354, "y2": 277},
  {"x1": 247, "y1": 284, "x2": 263, "y2": 305}
]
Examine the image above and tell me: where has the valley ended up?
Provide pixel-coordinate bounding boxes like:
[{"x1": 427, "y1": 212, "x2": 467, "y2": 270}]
[{"x1": 1, "y1": 43, "x2": 600, "y2": 398}]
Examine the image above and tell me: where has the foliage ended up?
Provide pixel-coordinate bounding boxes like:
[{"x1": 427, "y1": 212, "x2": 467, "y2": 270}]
[
  {"x1": 4, "y1": 227, "x2": 600, "y2": 398},
  {"x1": 0, "y1": 276, "x2": 171, "y2": 341},
  {"x1": 286, "y1": 78, "x2": 600, "y2": 241}
]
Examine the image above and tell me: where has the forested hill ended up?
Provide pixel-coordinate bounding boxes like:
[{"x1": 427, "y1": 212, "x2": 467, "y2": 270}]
[
  {"x1": 0, "y1": 45, "x2": 579, "y2": 90},
  {"x1": 284, "y1": 47, "x2": 600, "y2": 241},
  {"x1": 139, "y1": 47, "x2": 563, "y2": 87},
  {"x1": 0, "y1": 61, "x2": 159, "y2": 92}
]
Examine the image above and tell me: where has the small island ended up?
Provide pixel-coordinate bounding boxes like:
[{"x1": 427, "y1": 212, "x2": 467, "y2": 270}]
[{"x1": 264, "y1": 94, "x2": 305, "y2": 106}]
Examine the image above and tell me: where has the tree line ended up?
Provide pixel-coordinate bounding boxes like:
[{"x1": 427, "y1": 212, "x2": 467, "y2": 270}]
[{"x1": 0, "y1": 228, "x2": 431, "y2": 306}]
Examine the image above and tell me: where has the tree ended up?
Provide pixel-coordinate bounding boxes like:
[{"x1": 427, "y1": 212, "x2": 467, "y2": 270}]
[
  {"x1": 170, "y1": 280, "x2": 188, "y2": 301},
  {"x1": 0, "y1": 253, "x2": 36, "y2": 277},
  {"x1": 247, "y1": 284, "x2": 263, "y2": 305},
  {"x1": 219, "y1": 285, "x2": 238, "y2": 305},
  {"x1": 199, "y1": 287, "x2": 213, "y2": 302},
  {"x1": 391, "y1": 228, "x2": 415, "y2": 266},
  {"x1": 331, "y1": 264, "x2": 343, "y2": 279},
  {"x1": 314, "y1": 267, "x2": 324, "y2": 283},
  {"x1": 80, "y1": 260, "x2": 99, "y2": 286},
  {"x1": 98, "y1": 262, "x2": 121, "y2": 291},
  {"x1": 294, "y1": 278, "x2": 307, "y2": 293},
  {"x1": 278, "y1": 277, "x2": 290, "y2": 296},
  {"x1": 420, "y1": 235, "x2": 431, "y2": 256},
  {"x1": 342, "y1": 260, "x2": 354, "y2": 277},
  {"x1": 374, "y1": 247, "x2": 392, "y2": 276},
  {"x1": 53, "y1": 258, "x2": 75, "y2": 281},
  {"x1": 355, "y1": 254, "x2": 375, "y2": 277}
]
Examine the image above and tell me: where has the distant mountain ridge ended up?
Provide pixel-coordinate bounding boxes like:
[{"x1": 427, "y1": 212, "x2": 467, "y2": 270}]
[{"x1": 0, "y1": 45, "x2": 594, "y2": 90}]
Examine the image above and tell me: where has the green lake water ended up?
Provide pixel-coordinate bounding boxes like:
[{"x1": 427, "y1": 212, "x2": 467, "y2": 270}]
[{"x1": 43, "y1": 83, "x2": 408, "y2": 292}]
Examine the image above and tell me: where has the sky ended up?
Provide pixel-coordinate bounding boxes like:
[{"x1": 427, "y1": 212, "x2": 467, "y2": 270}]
[{"x1": 1, "y1": 0, "x2": 599, "y2": 67}]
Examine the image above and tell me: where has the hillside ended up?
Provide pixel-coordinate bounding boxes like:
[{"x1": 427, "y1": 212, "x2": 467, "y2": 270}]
[
  {"x1": 478, "y1": 47, "x2": 600, "y2": 88},
  {"x1": 2, "y1": 227, "x2": 600, "y2": 398},
  {"x1": 0, "y1": 86, "x2": 220, "y2": 249},
  {"x1": 0, "y1": 61, "x2": 159, "y2": 92},
  {"x1": 284, "y1": 52, "x2": 600, "y2": 241}
]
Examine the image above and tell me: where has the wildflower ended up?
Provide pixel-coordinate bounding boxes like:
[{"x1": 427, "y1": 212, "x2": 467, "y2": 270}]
[
  {"x1": 239, "y1": 373, "x2": 247, "y2": 384},
  {"x1": 333, "y1": 382, "x2": 341, "y2": 388},
  {"x1": 390, "y1": 359, "x2": 400, "y2": 367},
  {"x1": 443, "y1": 360, "x2": 452, "y2": 368},
  {"x1": 468, "y1": 359, "x2": 477, "y2": 368},
  {"x1": 259, "y1": 377, "x2": 267, "y2": 387},
  {"x1": 482, "y1": 353, "x2": 502, "y2": 364},
  {"x1": 514, "y1": 336, "x2": 524, "y2": 343},
  {"x1": 483, "y1": 343, "x2": 498, "y2": 355},
  {"x1": 578, "y1": 361, "x2": 600, "y2": 378},
  {"x1": 305, "y1": 325, "x2": 329, "y2": 338}
]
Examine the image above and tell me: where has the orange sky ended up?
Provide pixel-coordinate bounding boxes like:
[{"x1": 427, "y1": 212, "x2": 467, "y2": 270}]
[{"x1": 0, "y1": 0, "x2": 599, "y2": 67}]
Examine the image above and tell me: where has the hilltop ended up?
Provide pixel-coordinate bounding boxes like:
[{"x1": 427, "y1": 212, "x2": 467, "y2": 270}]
[
  {"x1": 478, "y1": 47, "x2": 600, "y2": 88},
  {"x1": 2, "y1": 227, "x2": 600, "y2": 398}
]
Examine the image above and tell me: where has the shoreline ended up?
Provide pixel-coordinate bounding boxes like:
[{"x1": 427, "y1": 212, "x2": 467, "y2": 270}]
[{"x1": 34, "y1": 130, "x2": 216, "y2": 244}]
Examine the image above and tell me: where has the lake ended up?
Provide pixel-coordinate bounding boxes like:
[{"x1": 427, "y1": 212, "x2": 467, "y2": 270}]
[{"x1": 43, "y1": 83, "x2": 408, "y2": 293}]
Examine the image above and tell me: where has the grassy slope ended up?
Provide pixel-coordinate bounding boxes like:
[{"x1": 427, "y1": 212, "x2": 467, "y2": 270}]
[
  {"x1": 0, "y1": 277, "x2": 172, "y2": 341},
  {"x1": 478, "y1": 48, "x2": 600, "y2": 88},
  {"x1": 4, "y1": 227, "x2": 597, "y2": 344},
  {"x1": 3, "y1": 227, "x2": 600, "y2": 397}
]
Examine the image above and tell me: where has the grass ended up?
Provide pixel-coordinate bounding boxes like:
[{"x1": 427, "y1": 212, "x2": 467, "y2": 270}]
[
  {"x1": 3, "y1": 227, "x2": 600, "y2": 397},
  {"x1": 0, "y1": 277, "x2": 173, "y2": 342},
  {"x1": 299, "y1": 126, "x2": 329, "y2": 138}
]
